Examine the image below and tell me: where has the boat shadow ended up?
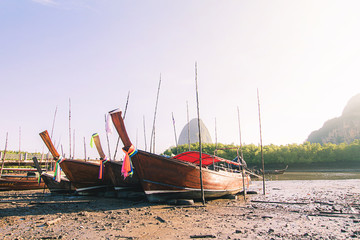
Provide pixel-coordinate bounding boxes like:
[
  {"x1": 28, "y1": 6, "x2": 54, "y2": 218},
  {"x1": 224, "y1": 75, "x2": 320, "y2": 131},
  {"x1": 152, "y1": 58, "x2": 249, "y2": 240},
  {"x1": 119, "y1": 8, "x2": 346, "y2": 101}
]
[{"x1": 0, "y1": 190, "x2": 152, "y2": 218}]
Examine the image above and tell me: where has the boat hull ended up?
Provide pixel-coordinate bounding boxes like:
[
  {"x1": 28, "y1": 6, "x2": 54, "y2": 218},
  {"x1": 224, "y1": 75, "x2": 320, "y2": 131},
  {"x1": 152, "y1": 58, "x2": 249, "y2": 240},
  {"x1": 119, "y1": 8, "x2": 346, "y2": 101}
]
[
  {"x1": 0, "y1": 175, "x2": 45, "y2": 191},
  {"x1": 41, "y1": 172, "x2": 75, "y2": 193},
  {"x1": 60, "y1": 159, "x2": 112, "y2": 192},
  {"x1": 105, "y1": 161, "x2": 142, "y2": 191},
  {"x1": 131, "y1": 150, "x2": 249, "y2": 202}
]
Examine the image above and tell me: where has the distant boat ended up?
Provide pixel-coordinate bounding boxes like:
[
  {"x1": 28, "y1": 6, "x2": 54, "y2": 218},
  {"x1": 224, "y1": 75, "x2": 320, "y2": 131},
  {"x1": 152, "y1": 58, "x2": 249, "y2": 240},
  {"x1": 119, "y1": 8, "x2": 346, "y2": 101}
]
[
  {"x1": 260, "y1": 165, "x2": 288, "y2": 175},
  {"x1": 109, "y1": 108, "x2": 250, "y2": 202},
  {"x1": 0, "y1": 173, "x2": 45, "y2": 191}
]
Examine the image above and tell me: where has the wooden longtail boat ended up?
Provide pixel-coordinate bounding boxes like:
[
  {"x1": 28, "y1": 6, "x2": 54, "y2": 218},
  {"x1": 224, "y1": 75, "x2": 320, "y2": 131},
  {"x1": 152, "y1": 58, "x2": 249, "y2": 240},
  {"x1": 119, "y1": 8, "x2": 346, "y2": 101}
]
[
  {"x1": 39, "y1": 130, "x2": 75, "y2": 193},
  {"x1": 0, "y1": 173, "x2": 45, "y2": 191},
  {"x1": 59, "y1": 159, "x2": 112, "y2": 192},
  {"x1": 91, "y1": 133, "x2": 141, "y2": 191},
  {"x1": 109, "y1": 109, "x2": 250, "y2": 202},
  {"x1": 105, "y1": 160, "x2": 141, "y2": 191}
]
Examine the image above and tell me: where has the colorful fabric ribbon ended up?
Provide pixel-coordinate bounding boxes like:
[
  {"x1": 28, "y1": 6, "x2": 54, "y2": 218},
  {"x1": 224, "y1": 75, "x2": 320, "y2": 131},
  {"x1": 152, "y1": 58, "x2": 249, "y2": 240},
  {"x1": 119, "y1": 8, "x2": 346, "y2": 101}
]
[
  {"x1": 53, "y1": 156, "x2": 64, "y2": 183},
  {"x1": 98, "y1": 156, "x2": 109, "y2": 179},
  {"x1": 122, "y1": 145, "x2": 137, "y2": 179}
]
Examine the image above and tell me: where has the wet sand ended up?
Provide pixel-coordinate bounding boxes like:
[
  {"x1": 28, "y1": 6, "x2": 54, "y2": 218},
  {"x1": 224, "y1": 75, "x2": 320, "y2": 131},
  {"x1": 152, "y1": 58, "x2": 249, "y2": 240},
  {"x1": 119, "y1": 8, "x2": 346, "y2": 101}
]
[{"x1": 1, "y1": 179, "x2": 359, "y2": 239}]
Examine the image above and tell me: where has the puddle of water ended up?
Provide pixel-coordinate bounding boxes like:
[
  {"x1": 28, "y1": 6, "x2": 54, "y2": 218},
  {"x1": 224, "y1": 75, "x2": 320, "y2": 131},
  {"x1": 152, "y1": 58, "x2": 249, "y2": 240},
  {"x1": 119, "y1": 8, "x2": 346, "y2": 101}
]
[{"x1": 255, "y1": 171, "x2": 360, "y2": 181}]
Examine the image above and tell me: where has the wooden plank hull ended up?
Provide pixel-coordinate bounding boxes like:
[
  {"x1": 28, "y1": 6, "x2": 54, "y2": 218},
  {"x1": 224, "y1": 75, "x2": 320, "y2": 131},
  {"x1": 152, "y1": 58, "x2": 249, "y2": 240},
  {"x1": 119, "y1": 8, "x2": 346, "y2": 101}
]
[
  {"x1": 60, "y1": 159, "x2": 112, "y2": 192},
  {"x1": 105, "y1": 161, "x2": 142, "y2": 191},
  {"x1": 131, "y1": 150, "x2": 249, "y2": 202},
  {"x1": 41, "y1": 172, "x2": 75, "y2": 193},
  {"x1": 0, "y1": 175, "x2": 45, "y2": 191}
]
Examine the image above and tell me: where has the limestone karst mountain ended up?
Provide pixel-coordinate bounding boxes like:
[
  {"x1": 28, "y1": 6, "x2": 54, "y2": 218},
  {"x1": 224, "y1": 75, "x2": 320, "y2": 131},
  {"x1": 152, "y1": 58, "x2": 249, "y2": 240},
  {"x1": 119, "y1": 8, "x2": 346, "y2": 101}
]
[
  {"x1": 178, "y1": 118, "x2": 212, "y2": 145},
  {"x1": 307, "y1": 93, "x2": 360, "y2": 144}
]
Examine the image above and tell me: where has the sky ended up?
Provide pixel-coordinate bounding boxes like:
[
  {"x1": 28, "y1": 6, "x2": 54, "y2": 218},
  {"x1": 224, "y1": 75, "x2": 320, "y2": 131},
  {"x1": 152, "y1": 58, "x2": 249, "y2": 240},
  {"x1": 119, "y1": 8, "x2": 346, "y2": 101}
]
[{"x1": 1, "y1": 0, "x2": 360, "y2": 159}]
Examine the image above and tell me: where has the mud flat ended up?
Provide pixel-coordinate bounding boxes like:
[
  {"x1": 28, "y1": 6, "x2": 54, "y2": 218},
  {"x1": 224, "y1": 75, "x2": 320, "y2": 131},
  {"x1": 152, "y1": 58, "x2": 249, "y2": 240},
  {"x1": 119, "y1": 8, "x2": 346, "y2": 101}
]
[{"x1": 1, "y1": 179, "x2": 359, "y2": 239}]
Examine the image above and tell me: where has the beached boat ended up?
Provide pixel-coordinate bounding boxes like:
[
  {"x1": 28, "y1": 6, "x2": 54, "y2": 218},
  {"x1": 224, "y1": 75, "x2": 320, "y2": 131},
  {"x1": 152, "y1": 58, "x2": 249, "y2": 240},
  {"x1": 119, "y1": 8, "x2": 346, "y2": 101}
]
[
  {"x1": 105, "y1": 160, "x2": 141, "y2": 191},
  {"x1": 91, "y1": 132, "x2": 141, "y2": 191},
  {"x1": 0, "y1": 173, "x2": 45, "y2": 191},
  {"x1": 39, "y1": 130, "x2": 75, "y2": 193},
  {"x1": 109, "y1": 108, "x2": 250, "y2": 202},
  {"x1": 59, "y1": 159, "x2": 113, "y2": 192}
]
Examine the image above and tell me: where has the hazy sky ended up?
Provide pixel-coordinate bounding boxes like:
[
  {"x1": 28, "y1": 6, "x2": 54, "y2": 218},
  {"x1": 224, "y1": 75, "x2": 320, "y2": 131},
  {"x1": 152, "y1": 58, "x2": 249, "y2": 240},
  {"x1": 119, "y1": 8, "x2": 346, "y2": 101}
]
[{"x1": 1, "y1": 0, "x2": 360, "y2": 159}]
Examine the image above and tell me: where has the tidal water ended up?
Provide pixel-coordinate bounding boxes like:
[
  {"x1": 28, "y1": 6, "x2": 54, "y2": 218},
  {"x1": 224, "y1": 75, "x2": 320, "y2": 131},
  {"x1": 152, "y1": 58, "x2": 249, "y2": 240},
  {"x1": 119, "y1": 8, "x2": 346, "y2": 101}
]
[{"x1": 263, "y1": 171, "x2": 360, "y2": 181}]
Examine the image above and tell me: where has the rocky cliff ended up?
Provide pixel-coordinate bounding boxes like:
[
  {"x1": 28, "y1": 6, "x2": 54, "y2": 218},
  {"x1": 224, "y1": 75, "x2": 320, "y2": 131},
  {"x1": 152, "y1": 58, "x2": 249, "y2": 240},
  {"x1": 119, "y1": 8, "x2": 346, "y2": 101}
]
[{"x1": 307, "y1": 94, "x2": 360, "y2": 144}]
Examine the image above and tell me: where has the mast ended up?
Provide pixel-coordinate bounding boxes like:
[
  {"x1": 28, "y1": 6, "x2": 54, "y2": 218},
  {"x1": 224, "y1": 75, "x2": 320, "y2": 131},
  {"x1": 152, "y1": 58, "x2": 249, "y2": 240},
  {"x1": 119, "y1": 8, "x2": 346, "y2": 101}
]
[
  {"x1": 257, "y1": 88, "x2": 266, "y2": 195},
  {"x1": 195, "y1": 62, "x2": 205, "y2": 205}
]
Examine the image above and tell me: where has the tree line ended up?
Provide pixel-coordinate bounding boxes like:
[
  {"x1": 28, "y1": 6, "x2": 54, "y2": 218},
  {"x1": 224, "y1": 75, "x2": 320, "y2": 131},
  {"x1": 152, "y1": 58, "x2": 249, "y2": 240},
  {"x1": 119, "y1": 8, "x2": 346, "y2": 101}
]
[{"x1": 163, "y1": 140, "x2": 360, "y2": 166}]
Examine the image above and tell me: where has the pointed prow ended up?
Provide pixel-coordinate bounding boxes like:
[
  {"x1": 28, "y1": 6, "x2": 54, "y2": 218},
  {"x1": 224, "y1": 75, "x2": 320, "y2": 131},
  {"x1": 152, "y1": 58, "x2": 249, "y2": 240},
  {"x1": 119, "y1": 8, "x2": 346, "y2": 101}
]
[
  {"x1": 39, "y1": 130, "x2": 60, "y2": 159},
  {"x1": 109, "y1": 108, "x2": 133, "y2": 148}
]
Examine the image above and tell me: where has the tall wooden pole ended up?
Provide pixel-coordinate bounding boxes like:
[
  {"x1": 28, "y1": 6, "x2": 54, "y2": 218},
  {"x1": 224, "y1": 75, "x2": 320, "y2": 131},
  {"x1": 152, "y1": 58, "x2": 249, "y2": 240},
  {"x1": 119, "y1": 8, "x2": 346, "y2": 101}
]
[
  {"x1": 215, "y1": 118, "x2": 218, "y2": 150},
  {"x1": 257, "y1": 89, "x2": 266, "y2": 195},
  {"x1": 105, "y1": 114, "x2": 111, "y2": 160},
  {"x1": 73, "y1": 129, "x2": 75, "y2": 159},
  {"x1": 19, "y1": 126, "x2": 21, "y2": 165},
  {"x1": 50, "y1": 106, "x2": 58, "y2": 140},
  {"x1": 172, "y1": 112, "x2": 179, "y2": 153},
  {"x1": 83, "y1": 137, "x2": 87, "y2": 161},
  {"x1": 113, "y1": 91, "x2": 130, "y2": 160},
  {"x1": 150, "y1": 75, "x2": 161, "y2": 153},
  {"x1": 187, "y1": 101, "x2": 191, "y2": 151},
  {"x1": 68, "y1": 100, "x2": 71, "y2": 158},
  {"x1": 143, "y1": 115, "x2": 147, "y2": 151},
  {"x1": 195, "y1": 62, "x2": 205, "y2": 205},
  {"x1": 0, "y1": 133, "x2": 9, "y2": 177},
  {"x1": 237, "y1": 106, "x2": 246, "y2": 200}
]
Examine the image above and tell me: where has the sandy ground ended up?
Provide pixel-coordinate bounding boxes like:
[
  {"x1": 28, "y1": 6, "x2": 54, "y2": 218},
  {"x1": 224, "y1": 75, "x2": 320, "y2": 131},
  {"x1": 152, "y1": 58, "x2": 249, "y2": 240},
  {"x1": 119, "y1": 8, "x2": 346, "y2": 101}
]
[{"x1": 0, "y1": 179, "x2": 359, "y2": 240}]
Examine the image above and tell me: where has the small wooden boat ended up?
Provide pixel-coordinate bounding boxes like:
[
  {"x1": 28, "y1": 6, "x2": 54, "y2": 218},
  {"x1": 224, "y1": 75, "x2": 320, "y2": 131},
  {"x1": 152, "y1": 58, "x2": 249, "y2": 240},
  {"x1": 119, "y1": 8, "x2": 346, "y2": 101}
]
[
  {"x1": 91, "y1": 133, "x2": 141, "y2": 191},
  {"x1": 109, "y1": 108, "x2": 250, "y2": 202},
  {"x1": 261, "y1": 165, "x2": 288, "y2": 175},
  {"x1": 105, "y1": 160, "x2": 141, "y2": 191},
  {"x1": 59, "y1": 159, "x2": 112, "y2": 192},
  {"x1": 38, "y1": 130, "x2": 75, "y2": 193},
  {"x1": 0, "y1": 173, "x2": 45, "y2": 191}
]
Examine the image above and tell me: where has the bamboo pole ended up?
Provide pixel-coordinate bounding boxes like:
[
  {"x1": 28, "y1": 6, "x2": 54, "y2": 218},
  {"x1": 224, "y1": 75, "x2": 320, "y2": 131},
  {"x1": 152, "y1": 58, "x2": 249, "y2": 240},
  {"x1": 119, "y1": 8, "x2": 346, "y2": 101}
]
[
  {"x1": 51, "y1": 106, "x2": 58, "y2": 140},
  {"x1": 69, "y1": 98, "x2": 72, "y2": 159},
  {"x1": 257, "y1": 88, "x2": 266, "y2": 195},
  {"x1": 187, "y1": 101, "x2": 191, "y2": 151},
  {"x1": 150, "y1": 75, "x2": 161, "y2": 153},
  {"x1": 73, "y1": 129, "x2": 75, "y2": 159},
  {"x1": 83, "y1": 137, "x2": 87, "y2": 161},
  {"x1": 105, "y1": 114, "x2": 111, "y2": 160},
  {"x1": 172, "y1": 112, "x2": 179, "y2": 154},
  {"x1": 237, "y1": 106, "x2": 246, "y2": 200},
  {"x1": 0, "y1": 133, "x2": 9, "y2": 177},
  {"x1": 113, "y1": 91, "x2": 130, "y2": 160},
  {"x1": 19, "y1": 126, "x2": 21, "y2": 165},
  {"x1": 195, "y1": 62, "x2": 205, "y2": 205},
  {"x1": 143, "y1": 115, "x2": 147, "y2": 151}
]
